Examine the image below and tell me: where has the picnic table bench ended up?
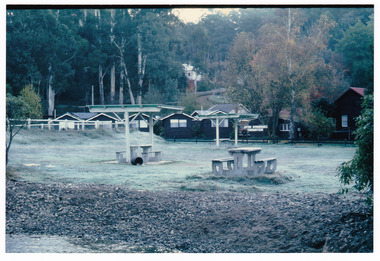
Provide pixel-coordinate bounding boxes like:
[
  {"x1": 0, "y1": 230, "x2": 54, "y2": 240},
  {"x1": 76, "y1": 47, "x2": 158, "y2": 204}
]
[
  {"x1": 211, "y1": 147, "x2": 277, "y2": 176},
  {"x1": 211, "y1": 157, "x2": 234, "y2": 175},
  {"x1": 116, "y1": 144, "x2": 162, "y2": 164}
]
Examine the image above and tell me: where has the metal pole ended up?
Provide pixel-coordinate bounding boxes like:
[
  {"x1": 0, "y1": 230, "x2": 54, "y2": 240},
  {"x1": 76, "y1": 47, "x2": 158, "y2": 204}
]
[{"x1": 124, "y1": 111, "x2": 130, "y2": 163}]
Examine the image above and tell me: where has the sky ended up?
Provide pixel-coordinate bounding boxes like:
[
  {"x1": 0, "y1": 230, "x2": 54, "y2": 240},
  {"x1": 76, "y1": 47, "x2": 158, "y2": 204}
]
[{"x1": 172, "y1": 8, "x2": 234, "y2": 23}]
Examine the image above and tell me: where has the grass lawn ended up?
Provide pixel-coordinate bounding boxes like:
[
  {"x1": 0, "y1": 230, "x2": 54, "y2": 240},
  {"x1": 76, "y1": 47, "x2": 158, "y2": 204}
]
[{"x1": 7, "y1": 128, "x2": 356, "y2": 193}]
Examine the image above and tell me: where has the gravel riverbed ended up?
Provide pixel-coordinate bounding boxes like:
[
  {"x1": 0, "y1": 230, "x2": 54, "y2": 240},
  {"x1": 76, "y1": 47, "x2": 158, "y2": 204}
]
[{"x1": 6, "y1": 179, "x2": 373, "y2": 253}]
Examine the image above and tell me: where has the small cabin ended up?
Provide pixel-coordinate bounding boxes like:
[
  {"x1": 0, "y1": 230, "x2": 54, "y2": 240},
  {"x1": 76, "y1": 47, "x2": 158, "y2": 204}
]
[
  {"x1": 161, "y1": 113, "x2": 198, "y2": 139},
  {"x1": 239, "y1": 118, "x2": 268, "y2": 139},
  {"x1": 54, "y1": 112, "x2": 97, "y2": 130},
  {"x1": 191, "y1": 104, "x2": 251, "y2": 139},
  {"x1": 54, "y1": 112, "x2": 119, "y2": 130},
  {"x1": 333, "y1": 87, "x2": 365, "y2": 139},
  {"x1": 86, "y1": 112, "x2": 120, "y2": 129}
]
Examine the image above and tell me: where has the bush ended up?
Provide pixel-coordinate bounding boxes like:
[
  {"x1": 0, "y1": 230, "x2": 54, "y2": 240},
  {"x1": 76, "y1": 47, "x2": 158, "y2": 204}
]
[{"x1": 338, "y1": 94, "x2": 373, "y2": 206}]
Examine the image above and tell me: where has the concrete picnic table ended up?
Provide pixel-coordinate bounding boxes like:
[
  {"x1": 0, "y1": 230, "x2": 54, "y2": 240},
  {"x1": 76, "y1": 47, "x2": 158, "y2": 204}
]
[
  {"x1": 139, "y1": 144, "x2": 153, "y2": 163},
  {"x1": 212, "y1": 147, "x2": 277, "y2": 176},
  {"x1": 227, "y1": 147, "x2": 262, "y2": 174},
  {"x1": 116, "y1": 144, "x2": 154, "y2": 164}
]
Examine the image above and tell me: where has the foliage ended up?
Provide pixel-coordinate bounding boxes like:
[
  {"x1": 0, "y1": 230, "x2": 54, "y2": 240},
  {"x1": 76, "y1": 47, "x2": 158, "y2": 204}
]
[
  {"x1": 338, "y1": 94, "x2": 373, "y2": 204},
  {"x1": 19, "y1": 85, "x2": 43, "y2": 119},
  {"x1": 302, "y1": 108, "x2": 335, "y2": 139},
  {"x1": 225, "y1": 32, "x2": 259, "y2": 113},
  {"x1": 6, "y1": 85, "x2": 43, "y2": 165},
  {"x1": 335, "y1": 14, "x2": 374, "y2": 90},
  {"x1": 179, "y1": 92, "x2": 199, "y2": 115},
  {"x1": 142, "y1": 87, "x2": 165, "y2": 104},
  {"x1": 6, "y1": 7, "x2": 373, "y2": 115}
]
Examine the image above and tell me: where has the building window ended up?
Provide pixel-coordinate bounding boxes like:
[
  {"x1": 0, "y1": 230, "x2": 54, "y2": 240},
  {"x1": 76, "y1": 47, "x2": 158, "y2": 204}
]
[
  {"x1": 280, "y1": 123, "x2": 289, "y2": 132},
  {"x1": 342, "y1": 115, "x2": 348, "y2": 128},
  {"x1": 139, "y1": 120, "x2": 148, "y2": 128},
  {"x1": 170, "y1": 119, "x2": 179, "y2": 128},
  {"x1": 170, "y1": 119, "x2": 187, "y2": 128},
  {"x1": 211, "y1": 119, "x2": 229, "y2": 128},
  {"x1": 179, "y1": 119, "x2": 187, "y2": 127}
]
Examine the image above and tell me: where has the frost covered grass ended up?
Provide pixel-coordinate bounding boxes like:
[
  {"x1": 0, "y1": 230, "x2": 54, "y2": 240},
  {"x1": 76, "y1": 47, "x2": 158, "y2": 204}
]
[{"x1": 8, "y1": 128, "x2": 356, "y2": 193}]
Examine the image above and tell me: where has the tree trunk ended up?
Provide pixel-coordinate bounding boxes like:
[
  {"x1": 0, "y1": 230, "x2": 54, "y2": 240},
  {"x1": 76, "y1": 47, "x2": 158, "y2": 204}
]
[
  {"x1": 6, "y1": 120, "x2": 13, "y2": 166},
  {"x1": 113, "y1": 36, "x2": 135, "y2": 105},
  {"x1": 122, "y1": 61, "x2": 135, "y2": 105},
  {"x1": 47, "y1": 65, "x2": 55, "y2": 117},
  {"x1": 119, "y1": 62, "x2": 124, "y2": 105},
  {"x1": 137, "y1": 32, "x2": 146, "y2": 105},
  {"x1": 92, "y1": 85, "x2": 94, "y2": 105},
  {"x1": 289, "y1": 87, "x2": 296, "y2": 140},
  {"x1": 98, "y1": 64, "x2": 105, "y2": 105},
  {"x1": 110, "y1": 59, "x2": 116, "y2": 103},
  {"x1": 286, "y1": 8, "x2": 296, "y2": 140}
]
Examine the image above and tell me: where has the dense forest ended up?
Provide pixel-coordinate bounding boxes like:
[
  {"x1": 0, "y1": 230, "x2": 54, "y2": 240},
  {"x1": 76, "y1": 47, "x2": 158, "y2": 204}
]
[{"x1": 6, "y1": 7, "x2": 374, "y2": 124}]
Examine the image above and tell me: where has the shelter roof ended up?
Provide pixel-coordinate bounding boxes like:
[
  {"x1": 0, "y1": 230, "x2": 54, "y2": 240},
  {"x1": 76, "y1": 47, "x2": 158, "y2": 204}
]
[
  {"x1": 86, "y1": 112, "x2": 119, "y2": 122},
  {"x1": 72, "y1": 112, "x2": 98, "y2": 120},
  {"x1": 87, "y1": 104, "x2": 184, "y2": 113},
  {"x1": 160, "y1": 112, "x2": 197, "y2": 121}
]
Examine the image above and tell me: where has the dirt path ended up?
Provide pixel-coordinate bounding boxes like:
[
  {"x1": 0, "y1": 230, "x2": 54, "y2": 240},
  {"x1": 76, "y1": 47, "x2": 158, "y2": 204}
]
[{"x1": 6, "y1": 180, "x2": 373, "y2": 253}]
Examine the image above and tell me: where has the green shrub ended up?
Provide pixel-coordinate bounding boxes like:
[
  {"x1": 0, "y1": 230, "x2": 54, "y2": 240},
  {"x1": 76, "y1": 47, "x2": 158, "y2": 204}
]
[{"x1": 338, "y1": 94, "x2": 373, "y2": 206}]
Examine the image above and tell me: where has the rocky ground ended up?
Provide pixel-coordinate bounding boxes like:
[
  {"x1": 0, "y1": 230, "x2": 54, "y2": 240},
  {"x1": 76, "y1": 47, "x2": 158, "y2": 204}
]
[{"x1": 6, "y1": 179, "x2": 373, "y2": 253}]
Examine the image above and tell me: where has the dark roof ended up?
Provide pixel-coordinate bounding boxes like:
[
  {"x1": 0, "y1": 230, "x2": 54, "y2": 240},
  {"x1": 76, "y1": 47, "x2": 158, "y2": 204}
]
[
  {"x1": 160, "y1": 112, "x2": 197, "y2": 121},
  {"x1": 208, "y1": 104, "x2": 249, "y2": 114},
  {"x1": 335, "y1": 87, "x2": 366, "y2": 104},
  {"x1": 350, "y1": 87, "x2": 365, "y2": 96}
]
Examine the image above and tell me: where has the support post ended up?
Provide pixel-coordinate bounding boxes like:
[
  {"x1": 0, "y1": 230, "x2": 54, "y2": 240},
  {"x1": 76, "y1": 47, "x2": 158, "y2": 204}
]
[
  {"x1": 124, "y1": 111, "x2": 131, "y2": 163},
  {"x1": 65, "y1": 119, "x2": 68, "y2": 130},
  {"x1": 27, "y1": 118, "x2": 31, "y2": 129},
  {"x1": 234, "y1": 120, "x2": 238, "y2": 147},
  {"x1": 216, "y1": 117, "x2": 220, "y2": 147},
  {"x1": 149, "y1": 113, "x2": 154, "y2": 150},
  {"x1": 48, "y1": 119, "x2": 51, "y2": 130}
]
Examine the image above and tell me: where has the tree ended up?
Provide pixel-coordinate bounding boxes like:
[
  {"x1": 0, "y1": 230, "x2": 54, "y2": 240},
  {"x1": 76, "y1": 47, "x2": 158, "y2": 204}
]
[
  {"x1": 302, "y1": 108, "x2": 335, "y2": 139},
  {"x1": 225, "y1": 32, "x2": 260, "y2": 113},
  {"x1": 131, "y1": 9, "x2": 187, "y2": 104},
  {"x1": 338, "y1": 94, "x2": 373, "y2": 205},
  {"x1": 7, "y1": 9, "x2": 77, "y2": 116},
  {"x1": 6, "y1": 85, "x2": 43, "y2": 165},
  {"x1": 179, "y1": 92, "x2": 199, "y2": 115},
  {"x1": 335, "y1": 14, "x2": 374, "y2": 90}
]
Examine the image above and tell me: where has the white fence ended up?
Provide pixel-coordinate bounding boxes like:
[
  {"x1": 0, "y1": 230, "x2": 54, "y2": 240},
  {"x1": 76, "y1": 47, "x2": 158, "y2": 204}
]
[{"x1": 10, "y1": 119, "x2": 127, "y2": 131}]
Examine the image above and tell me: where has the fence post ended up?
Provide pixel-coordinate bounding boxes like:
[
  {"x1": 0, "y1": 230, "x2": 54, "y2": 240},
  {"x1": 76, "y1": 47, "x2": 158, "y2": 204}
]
[
  {"x1": 65, "y1": 119, "x2": 68, "y2": 130},
  {"x1": 27, "y1": 119, "x2": 31, "y2": 129},
  {"x1": 48, "y1": 119, "x2": 51, "y2": 130},
  {"x1": 95, "y1": 120, "x2": 99, "y2": 129},
  {"x1": 41, "y1": 123, "x2": 44, "y2": 130},
  {"x1": 82, "y1": 120, "x2": 85, "y2": 131}
]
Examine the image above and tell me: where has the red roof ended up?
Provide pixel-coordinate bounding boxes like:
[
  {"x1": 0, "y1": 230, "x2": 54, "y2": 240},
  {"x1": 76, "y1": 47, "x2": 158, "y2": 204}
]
[{"x1": 350, "y1": 87, "x2": 365, "y2": 96}]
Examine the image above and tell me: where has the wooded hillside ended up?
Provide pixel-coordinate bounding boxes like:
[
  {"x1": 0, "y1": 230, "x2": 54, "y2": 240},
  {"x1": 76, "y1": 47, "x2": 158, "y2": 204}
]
[{"x1": 6, "y1": 7, "x2": 373, "y2": 118}]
